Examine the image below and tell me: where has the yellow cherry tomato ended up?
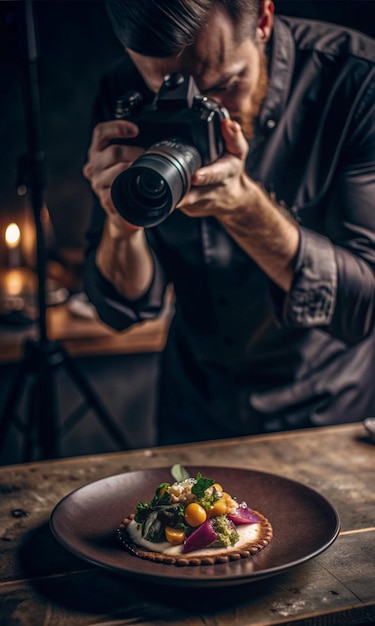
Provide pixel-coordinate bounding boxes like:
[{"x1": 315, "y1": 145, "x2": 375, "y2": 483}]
[
  {"x1": 212, "y1": 483, "x2": 223, "y2": 493},
  {"x1": 221, "y1": 491, "x2": 232, "y2": 500},
  {"x1": 207, "y1": 498, "x2": 228, "y2": 518},
  {"x1": 184, "y1": 502, "x2": 207, "y2": 527},
  {"x1": 221, "y1": 491, "x2": 237, "y2": 512},
  {"x1": 165, "y1": 526, "x2": 185, "y2": 545},
  {"x1": 222, "y1": 491, "x2": 237, "y2": 505}
]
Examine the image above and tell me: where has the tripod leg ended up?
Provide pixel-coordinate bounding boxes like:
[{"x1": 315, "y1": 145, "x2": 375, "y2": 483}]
[
  {"x1": 0, "y1": 357, "x2": 31, "y2": 454},
  {"x1": 23, "y1": 374, "x2": 38, "y2": 462},
  {"x1": 25, "y1": 352, "x2": 59, "y2": 461},
  {"x1": 60, "y1": 345, "x2": 131, "y2": 449},
  {"x1": 41, "y1": 351, "x2": 59, "y2": 458}
]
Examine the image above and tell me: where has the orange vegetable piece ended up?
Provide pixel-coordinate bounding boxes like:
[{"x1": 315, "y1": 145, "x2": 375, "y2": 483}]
[
  {"x1": 184, "y1": 502, "x2": 207, "y2": 527},
  {"x1": 165, "y1": 526, "x2": 185, "y2": 545},
  {"x1": 207, "y1": 498, "x2": 228, "y2": 518}
]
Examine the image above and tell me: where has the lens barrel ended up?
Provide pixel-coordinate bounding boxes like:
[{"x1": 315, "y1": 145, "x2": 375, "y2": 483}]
[{"x1": 111, "y1": 139, "x2": 202, "y2": 227}]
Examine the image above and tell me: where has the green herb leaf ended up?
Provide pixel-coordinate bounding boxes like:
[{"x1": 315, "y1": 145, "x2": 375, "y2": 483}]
[
  {"x1": 191, "y1": 472, "x2": 215, "y2": 499},
  {"x1": 135, "y1": 502, "x2": 150, "y2": 514},
  {"x1": 151, "y1": 483, "x2": 171, "y2": 506},
  {"x1": 171, "y1": 464, "x2": 190, "y2": 482}
]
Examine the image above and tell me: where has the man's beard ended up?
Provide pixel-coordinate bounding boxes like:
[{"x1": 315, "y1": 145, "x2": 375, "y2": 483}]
[{"x1": 232, "y1": 50, "x2": 269, "y2": 140}]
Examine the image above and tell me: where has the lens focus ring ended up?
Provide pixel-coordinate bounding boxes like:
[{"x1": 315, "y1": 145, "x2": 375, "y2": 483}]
[{"x1": 111, "y1": 139, "x2": 202, "y2": 227}]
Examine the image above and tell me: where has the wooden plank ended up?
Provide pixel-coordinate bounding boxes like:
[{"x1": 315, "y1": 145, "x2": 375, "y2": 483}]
[{"x1": 0, "y1": 532, "x2": 374, "y2": 626}]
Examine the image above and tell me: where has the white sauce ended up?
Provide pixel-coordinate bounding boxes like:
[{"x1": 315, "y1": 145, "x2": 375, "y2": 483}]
[{"x1": 127, "y1": 520, "x2": 261, "y2": 556}]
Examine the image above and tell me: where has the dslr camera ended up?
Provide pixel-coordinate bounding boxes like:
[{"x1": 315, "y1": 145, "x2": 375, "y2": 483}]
[{"x1": 111, "y1": 73, "x2": 229, "y2": 227}]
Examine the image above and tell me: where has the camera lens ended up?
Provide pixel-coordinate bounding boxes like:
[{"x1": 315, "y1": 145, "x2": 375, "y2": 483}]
[
  {"x1": 133, "y1": 172, "x2": 166, "y2": 200},
  {"x1": 127, "y1": 164, "x2": 170, "y2": 214},
  {"x1": 111, "y1": 139, "x2": 202, "y2": 227}
]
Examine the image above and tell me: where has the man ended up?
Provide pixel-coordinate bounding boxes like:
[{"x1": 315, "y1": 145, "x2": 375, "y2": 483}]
[{"x1": 83, "y1": 0, "x2": 375, "y2": 445}]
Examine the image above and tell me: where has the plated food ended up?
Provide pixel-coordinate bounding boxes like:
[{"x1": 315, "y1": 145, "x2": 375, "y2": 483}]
[{"x1": 118, "y1": 465, "x2": 273, "y2": 566}]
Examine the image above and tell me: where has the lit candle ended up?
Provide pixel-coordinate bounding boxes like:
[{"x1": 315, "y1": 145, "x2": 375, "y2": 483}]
[{"x1": 5, "y1": 223, "x2": 21, "y2": 268}]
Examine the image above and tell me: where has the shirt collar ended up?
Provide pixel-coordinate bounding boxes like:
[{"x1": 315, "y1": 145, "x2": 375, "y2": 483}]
[{"x1": 259, "y1": 16, "x2": 295, "y2": 131}]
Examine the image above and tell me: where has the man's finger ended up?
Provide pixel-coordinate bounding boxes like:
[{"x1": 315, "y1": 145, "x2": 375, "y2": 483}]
[
  {"x1": 221, "y1": 118, "x2": 249, "y2": 159},
  {"x1": 91, "y1": 120, "x2": 139, "y2": 151}
]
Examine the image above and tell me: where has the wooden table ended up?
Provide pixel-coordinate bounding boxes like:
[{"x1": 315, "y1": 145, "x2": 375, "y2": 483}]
[
  {"x1": 0, "y1": 422, "x2": 374, "y2": 625},
  {"x1": 0, "y1": 300, "x2": 171, "y2": 363},
  {"x1": 0, "y1": 268, "x2": 173, "y2": 363}
]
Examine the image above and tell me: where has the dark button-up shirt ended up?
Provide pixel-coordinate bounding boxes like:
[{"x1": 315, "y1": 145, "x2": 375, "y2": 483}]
[{"x1": 84, "y1": 16, "x2": 375, "y2": 444}]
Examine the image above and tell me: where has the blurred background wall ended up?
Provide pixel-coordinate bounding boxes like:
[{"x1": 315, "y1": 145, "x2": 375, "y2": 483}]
[{"x1": 0, "y1": 1, "x2": 124, "y2": 277}]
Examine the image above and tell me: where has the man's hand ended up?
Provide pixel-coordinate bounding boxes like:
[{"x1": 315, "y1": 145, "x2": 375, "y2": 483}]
[
  {"x1": 177, "y1": 118, "x2": 249, "y2": 218},
  {"x1": 83, "y1": 120, "x2": 143, "y2": 237},
  {"x1": 178, "y1": 118, "x2": 300, "y2": 292},
  {"x1": 83, "y1": 120, "x2": 154, "y2": 299}
]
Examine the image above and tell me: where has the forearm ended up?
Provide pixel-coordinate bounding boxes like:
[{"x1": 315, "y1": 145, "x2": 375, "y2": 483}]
[
  {"x1": 219, "y1": 177, "x2": 375, "y2": 344},
  {"x1": 96, "y1": 217, "x2": 154, "y2": 300},
  {"x1": 218, "y1": 175, "x2": 300, "y2": 292}
]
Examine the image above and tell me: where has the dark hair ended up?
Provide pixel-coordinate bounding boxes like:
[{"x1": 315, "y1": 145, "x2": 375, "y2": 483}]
[{"x1": 106, "y1": 0, "x2": 261, "y2": 57}]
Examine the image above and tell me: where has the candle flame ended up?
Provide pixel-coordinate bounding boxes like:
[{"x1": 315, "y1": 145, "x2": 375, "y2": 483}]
[{"x1": 5, "y1": 223, "x2": 21, "y2": 249}]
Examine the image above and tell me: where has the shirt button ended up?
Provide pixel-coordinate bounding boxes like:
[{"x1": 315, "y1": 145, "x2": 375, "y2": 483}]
[{"x1": 266, "y1": 119, "x2": 276, "y2": 129}]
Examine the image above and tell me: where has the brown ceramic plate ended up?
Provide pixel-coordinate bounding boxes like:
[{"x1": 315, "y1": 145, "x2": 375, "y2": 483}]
[{"x1": 50, "y1": 466, "x2": 340, "y2": 588}]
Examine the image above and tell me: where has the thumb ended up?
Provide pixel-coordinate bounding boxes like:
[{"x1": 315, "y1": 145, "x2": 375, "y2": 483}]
[{"x1": 221, "y1": 118, "x2": 249, "y2": 160}]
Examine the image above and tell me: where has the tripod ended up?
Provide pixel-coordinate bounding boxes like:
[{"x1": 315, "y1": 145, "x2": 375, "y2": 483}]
[{"x1": 0, "y1": 0, "x2": 130, "y2": 461}]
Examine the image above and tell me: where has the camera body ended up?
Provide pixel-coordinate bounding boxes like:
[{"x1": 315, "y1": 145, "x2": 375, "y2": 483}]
[
  {"x1": 111, "y1": 73, "x2": 229, "y2": 227},
  {"x1": 115, "y1": 73, "x2": 227, "y2": 165}
]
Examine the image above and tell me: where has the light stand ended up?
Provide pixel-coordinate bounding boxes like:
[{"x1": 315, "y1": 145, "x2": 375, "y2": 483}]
[{"x1": 0, "y1": 0, "x2": 131, "y2": 461}]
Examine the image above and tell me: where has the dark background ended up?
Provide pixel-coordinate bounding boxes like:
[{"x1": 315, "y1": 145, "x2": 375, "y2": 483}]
[
  {"x1": 0, "y1": 1, "x2": 123, "y2": 269},
  {"x1": 1, "y1": 1, "x2": 375, "y2": 264}
]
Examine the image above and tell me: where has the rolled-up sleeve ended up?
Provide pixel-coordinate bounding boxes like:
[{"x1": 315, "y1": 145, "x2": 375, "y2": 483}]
[
  {"x1": 281, "y1": 227, "x2": 337, "y2": 327},
  {"x1": 83, "y1": 189, "x2": 168, "y2": 332},
  {"x1": 273, "y1": 72, "x2": 375, "y2": 346},
  {"x1": 83, "y1": 246, "x2": 167, "y2": 331}
]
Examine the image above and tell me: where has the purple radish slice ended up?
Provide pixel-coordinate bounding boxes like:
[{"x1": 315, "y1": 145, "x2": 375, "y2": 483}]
[
  {"x1": 183, "y1": 519, "x2": 217, "y2": 553},
  {"x1": 227, "y1": 505, "x2": 261, "y2": 525}
]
